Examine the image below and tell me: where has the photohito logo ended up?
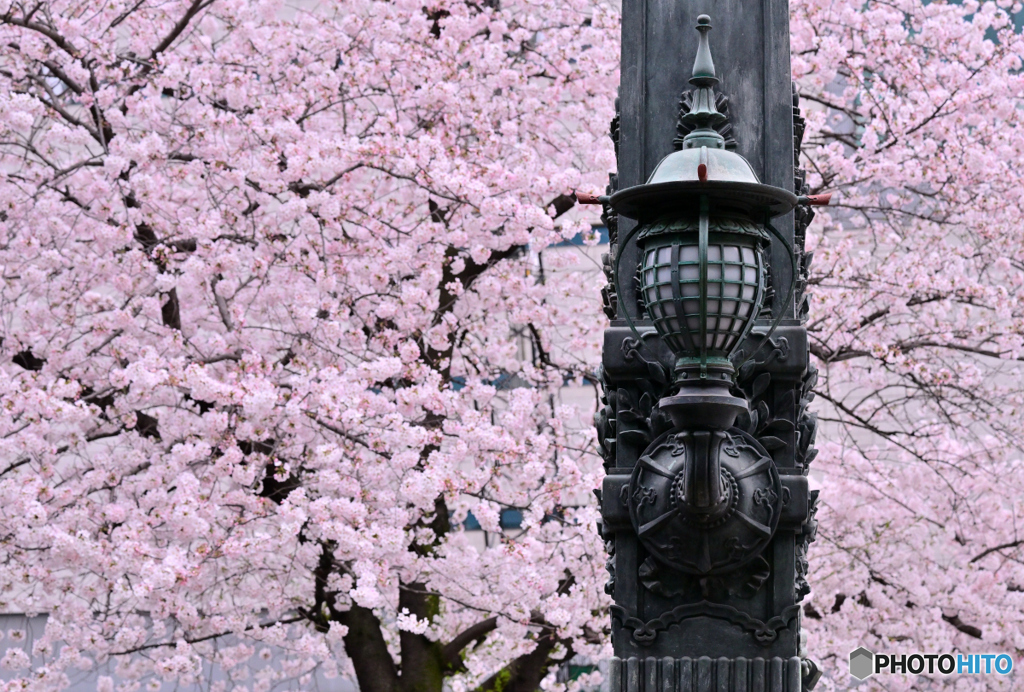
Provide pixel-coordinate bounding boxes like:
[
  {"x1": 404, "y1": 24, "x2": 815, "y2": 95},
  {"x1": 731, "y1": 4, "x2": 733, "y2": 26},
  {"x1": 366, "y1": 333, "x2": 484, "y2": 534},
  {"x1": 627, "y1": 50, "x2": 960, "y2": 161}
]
[{"x1": 849, "y1": 647, "x2": 1014, "y2": 680}]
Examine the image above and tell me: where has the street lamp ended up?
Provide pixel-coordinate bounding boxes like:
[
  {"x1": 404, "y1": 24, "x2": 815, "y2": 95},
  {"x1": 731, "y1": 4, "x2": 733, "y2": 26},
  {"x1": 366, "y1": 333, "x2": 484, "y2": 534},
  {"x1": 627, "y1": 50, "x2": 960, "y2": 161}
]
[
  {"x1": 602, "y1": 16, "x2": 800, "y2": 575},
  {"x1": 585, "y1": 13, "x2": 829, "y2": 691}
]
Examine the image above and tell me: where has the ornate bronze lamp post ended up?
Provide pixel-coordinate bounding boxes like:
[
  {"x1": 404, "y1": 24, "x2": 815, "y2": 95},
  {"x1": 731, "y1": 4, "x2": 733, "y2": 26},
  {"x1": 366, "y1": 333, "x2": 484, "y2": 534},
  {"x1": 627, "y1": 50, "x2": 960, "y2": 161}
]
[
  {"x1": 590, "y1": 14, "x2": 827, "y2": 692},
  {"x1": 613, "y1": 15, "x2": 795, "y2": 582}
]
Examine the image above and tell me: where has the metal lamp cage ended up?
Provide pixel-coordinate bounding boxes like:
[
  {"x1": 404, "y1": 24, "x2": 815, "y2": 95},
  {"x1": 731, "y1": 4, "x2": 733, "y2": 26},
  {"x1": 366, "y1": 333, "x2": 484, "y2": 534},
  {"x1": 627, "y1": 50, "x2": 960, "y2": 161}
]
[{"x1": 637, "y1": 199, "x2": 769, "y2": 372}]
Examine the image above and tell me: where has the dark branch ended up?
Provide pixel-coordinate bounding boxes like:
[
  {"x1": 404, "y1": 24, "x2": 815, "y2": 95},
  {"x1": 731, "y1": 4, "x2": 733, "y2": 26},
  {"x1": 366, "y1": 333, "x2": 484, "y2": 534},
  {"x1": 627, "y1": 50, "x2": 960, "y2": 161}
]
[
  {"x1": 442, "y1": 616, "x2": 498, "y2": 669},
  {"x1": 942, "y1": 613, "x2": 982, "y2": 639},
  {"x1": 969, "y1": 539, "x2": 1024, "y2": 564},
  {"x1": 150, "y1": 0, "x2": 216, "y2": 59}
]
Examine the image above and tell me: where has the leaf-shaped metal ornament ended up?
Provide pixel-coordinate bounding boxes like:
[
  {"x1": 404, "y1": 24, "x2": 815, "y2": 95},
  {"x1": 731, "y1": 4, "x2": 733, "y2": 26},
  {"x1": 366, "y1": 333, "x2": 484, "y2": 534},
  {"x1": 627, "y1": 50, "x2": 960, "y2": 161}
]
[
  {"x1": 757, "y1": 436, "x2": 787, "y2": 451},
  {"x1": 647, "y1": 360, "x2": 669, "y2": 385},
  {"x1": 751, "y1": 372, "x2": 771, "y2": 400},
  {"x1": 766, "y1": 418, "x2": 795, "y2": 433},
  {"x1": 619, "y1": 429, "x2": 652, "y2": 447},
  {"x1": 755, "y1": 401, "x2": 770, "y2": 433}
]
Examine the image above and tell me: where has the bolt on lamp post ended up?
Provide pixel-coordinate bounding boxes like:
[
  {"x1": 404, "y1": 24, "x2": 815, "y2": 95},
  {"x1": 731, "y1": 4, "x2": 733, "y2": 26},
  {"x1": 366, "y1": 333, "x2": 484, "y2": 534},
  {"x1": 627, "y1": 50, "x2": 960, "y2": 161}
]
[{"x1": 587, "y1": 14, "x2": 828, "y2": 692}]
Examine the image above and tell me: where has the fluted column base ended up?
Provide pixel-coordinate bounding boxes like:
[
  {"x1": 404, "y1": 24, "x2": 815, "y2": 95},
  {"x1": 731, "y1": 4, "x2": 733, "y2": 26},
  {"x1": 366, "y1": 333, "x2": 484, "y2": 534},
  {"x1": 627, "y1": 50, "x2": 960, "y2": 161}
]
[{"x1": 607, "y1": 655, "x2": 801, "y2": 692}]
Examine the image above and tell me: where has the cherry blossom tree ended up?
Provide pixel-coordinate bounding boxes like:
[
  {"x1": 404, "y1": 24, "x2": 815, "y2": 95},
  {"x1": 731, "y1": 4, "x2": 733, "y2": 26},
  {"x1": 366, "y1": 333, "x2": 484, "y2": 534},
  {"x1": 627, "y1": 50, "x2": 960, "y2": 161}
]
[
  {"x1": 792, "y1": 0, "x2": 1024, "y2": 688},
  {"x1": 0, "y1": 0, "x2": 619, "y2": 689},
  {"x1": 5, "y1": 0, "x2": 1024, "y2": 689}
]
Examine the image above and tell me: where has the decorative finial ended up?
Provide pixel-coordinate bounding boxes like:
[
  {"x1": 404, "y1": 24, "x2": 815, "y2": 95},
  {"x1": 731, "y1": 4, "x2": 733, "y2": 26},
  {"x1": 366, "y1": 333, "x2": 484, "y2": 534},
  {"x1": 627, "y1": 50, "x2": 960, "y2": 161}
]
[
  {"x1": 690, "y1": 15, "x2": 717, "y2": 86},
  {"x1": 680, "y1": 14, "x2": 727, "y2": 150}
]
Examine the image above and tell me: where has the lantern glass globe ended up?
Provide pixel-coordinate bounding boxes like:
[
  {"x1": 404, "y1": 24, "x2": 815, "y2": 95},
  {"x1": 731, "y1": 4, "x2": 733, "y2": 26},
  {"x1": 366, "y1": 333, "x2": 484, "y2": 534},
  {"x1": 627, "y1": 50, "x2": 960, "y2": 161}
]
[{"x1": 640, "y1": 238, "x2": 762, "y2": 359}]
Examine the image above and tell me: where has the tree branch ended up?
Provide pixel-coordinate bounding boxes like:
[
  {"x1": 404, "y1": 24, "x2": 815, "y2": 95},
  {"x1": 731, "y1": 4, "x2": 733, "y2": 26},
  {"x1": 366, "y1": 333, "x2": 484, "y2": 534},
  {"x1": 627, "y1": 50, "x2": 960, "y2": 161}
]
[
  {"x1": 969, "y1": 539, "x2": 1024, "y2": 564},
  {"x1": 110, "y1": 615, "x2": 305, "y2": 655},
  {"x1": 0, "y1": 14, "x2": 81, "y2": 56},
  {"x1": 211, "y1": 274, "x2": 235, "y2": 331},
  {"x1": 442, "y1": 616, "x2": 498, "y2": 669},
  {"x1": 150, "y1": 0, "x2": 217, "y2": 59},
  {"x1": 942, "y1": 613, "x2": 982, "y2": 639},
  {"x1": 475, "y1": 624, "x2": 566, "y2": 692}
]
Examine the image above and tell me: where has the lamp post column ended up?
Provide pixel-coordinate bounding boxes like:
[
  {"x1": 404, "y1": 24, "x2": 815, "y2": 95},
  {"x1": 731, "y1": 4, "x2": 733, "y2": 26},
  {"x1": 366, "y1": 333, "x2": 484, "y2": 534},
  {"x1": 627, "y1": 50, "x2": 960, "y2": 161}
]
[{"x1": 594, "y1": 3, "x2": 824, "y2": 690}]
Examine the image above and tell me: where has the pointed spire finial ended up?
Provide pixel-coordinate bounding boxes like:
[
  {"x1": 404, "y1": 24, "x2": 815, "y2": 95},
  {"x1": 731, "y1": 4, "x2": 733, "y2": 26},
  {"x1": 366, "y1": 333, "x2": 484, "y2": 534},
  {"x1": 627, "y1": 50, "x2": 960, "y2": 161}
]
[
  {"x1": 680, "y1": 14, "x2": 727, "y2": 149},
  {"x1": 690, "y1": 15, "x2": 718, "y2": 86}
]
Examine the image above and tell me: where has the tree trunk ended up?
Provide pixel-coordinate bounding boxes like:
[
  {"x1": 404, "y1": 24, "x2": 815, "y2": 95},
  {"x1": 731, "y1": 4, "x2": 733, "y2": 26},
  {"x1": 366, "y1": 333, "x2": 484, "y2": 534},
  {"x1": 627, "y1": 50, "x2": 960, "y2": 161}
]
[{"x1": 339, "y1": 605, "x2": 400, "y2": 692}]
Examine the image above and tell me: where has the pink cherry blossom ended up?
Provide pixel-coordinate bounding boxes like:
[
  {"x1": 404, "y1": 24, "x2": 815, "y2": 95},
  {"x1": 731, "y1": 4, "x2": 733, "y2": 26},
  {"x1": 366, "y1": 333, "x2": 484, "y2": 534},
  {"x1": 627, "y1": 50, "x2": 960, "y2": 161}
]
[
  {"x1": 0, "y1": 0, "x2": 617, "y2": 689},
  {"x1": 794, "y1": 0, "x2": 1024, "y2": 688},
  {"x1": 1, "y1": 0, "x2": 1023, "y2": 689}
]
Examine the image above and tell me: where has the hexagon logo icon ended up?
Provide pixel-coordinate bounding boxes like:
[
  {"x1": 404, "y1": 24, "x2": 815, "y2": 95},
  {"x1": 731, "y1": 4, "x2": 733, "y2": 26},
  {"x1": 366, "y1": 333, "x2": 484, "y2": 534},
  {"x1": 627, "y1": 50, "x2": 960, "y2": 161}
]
[{"x1": 849, "y1": 647, "x2": 875, "y2": 680}]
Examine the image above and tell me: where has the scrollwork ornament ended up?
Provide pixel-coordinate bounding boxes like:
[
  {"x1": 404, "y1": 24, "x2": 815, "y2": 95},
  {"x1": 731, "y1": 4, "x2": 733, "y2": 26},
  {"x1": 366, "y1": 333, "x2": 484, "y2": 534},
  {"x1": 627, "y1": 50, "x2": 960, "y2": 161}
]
[{"x1": 611, "y1": 602, "x2": 801, "y2": 645}]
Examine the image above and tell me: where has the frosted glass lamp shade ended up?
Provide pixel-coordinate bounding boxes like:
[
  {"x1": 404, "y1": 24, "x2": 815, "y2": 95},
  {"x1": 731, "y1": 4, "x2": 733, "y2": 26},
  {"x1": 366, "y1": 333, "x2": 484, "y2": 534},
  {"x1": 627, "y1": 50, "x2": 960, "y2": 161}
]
[{"x1": 640, "y1": 238, "x2": 763, "y2": 359}]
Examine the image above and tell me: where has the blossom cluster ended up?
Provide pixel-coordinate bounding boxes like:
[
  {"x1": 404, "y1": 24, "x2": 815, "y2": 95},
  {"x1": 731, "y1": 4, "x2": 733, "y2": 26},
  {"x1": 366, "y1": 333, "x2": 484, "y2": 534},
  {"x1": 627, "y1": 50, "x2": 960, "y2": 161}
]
[
  {"x1": 793, "y1": 0, "x2": 1024, "y2": 689},
  {"x1": 0, "y1": 0, "x2": 618, "y2": 689}
]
